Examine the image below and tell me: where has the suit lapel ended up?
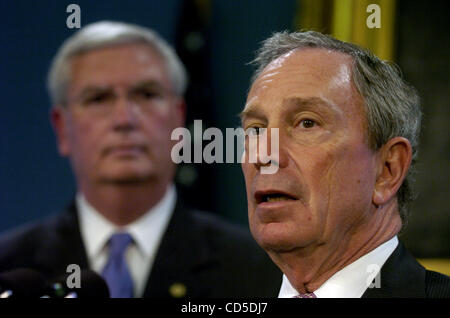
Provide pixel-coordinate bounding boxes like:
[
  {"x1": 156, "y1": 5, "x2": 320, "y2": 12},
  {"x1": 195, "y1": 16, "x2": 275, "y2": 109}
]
[
  {"x1": 30, "y1": 199, "x2": 219, "y2": 297},
  {"x1": 142, "y1": 199, "x2": 219, "y2": 297},
  {"x1": 362, "y1": 241, "x2": 426, "y2": 297},
  {"x1": 33, "y1": 202, "x2": 89, "y2": 278}
]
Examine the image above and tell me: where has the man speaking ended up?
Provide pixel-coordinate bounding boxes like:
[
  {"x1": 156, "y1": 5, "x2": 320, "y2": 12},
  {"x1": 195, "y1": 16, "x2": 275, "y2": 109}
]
[{"x1": 240, "y1": 30, "x2": 449, "y2": 298}]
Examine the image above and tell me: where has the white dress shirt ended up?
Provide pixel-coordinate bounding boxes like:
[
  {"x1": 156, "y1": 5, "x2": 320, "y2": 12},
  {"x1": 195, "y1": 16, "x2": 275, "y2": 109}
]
[
  {"x1": 278, "y1": 236, "x2": 399, "y2": 298},
  {"x1": 76, "y1": 184, "x2": 176, "y2": 297}
]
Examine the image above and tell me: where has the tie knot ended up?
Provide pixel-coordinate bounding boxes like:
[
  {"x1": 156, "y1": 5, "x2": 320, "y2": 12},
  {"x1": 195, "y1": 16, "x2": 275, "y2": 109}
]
[
  {"x1": 102, "y1": 232, "x2": 134, "y2": 298},
  {"x1": 108, "y1": 232, "x2": 133, "y2": 257},
  {"x1": 294, "y1": 292, "x2": 317, "y2": 298}
]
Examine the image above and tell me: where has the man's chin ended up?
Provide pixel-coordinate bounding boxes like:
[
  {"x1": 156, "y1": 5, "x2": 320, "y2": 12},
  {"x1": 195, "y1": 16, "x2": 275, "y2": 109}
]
[
  {"x1": 258, "y1": 238, "x2": 300, "y2": 254},
  {"x1": 253, "y1": 229, "x2": 294, "y2": 253},
  {"x1": 252, "y1": 224, "x2": 315, "y2": 254}
]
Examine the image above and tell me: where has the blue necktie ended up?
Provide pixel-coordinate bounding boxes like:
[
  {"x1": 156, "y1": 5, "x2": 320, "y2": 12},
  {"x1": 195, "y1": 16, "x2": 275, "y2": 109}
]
[{"x1": 101, "y1": 232, "x2": 134, "y2": 298}]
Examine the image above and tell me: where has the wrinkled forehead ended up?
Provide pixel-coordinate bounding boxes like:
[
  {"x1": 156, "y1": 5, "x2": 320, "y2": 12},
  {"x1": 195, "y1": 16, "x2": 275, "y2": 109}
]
[
  {"x1": 68, "y1": 43, "x2": 171, "y2": 90},
  {"x1": 243, "y1": 48, "x2": 364, "y2": 124},
  {"x1": 249, "y1": 48, "x2": 354, "y2": 97},
  {"x1": 70, "y1": 42, "x2": 166, "y2": 72}
]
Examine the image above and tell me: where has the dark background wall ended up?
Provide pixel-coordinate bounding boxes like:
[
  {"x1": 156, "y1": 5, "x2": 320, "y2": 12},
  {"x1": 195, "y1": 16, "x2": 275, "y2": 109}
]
[
  {"x1": 0, "y1": 0, "x2": 448, "y2": 258},
  {"x1": 395, "y1": 0, "x2": 449, "y2": 257},
  {"x1": 0, "y1": 0, "x2": 296, "y2": 231},
  {"x1": 0, "y1": 0, "x2": 184, "y2": 229}
]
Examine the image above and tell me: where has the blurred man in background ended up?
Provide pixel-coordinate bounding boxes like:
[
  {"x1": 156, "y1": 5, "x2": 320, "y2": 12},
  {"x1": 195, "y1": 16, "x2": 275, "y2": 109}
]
[
  {"x1": 0, "y1": 21, "x2": 281, "y2": 298},
  {"x1": 241, "y1": 30, "x2": 449, "y2": 298}
]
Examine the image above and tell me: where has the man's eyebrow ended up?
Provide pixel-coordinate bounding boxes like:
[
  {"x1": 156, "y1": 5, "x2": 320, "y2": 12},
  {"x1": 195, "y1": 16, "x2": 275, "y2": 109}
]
[
  {"x1": 77, "y1": 86, "x2": 112, "y2": 100},
  {"x1": 283, "y1": 97, "x2": 335, "y2": 110},
  {"x1": 239, "y1": 97, "x2": 339, "y2": 123},
  {"x1": 285, "y1": 97, "x2": 344, "y2": 121},
  {"x1": 131, "y1": 80, "x2": 164, "y2": 90},
  {"x1": 239, "y1": 103, "x2": 266, "y2": 123},
  {"x1": 75, "y1": 80, "x2": 167, "y2": 100}
]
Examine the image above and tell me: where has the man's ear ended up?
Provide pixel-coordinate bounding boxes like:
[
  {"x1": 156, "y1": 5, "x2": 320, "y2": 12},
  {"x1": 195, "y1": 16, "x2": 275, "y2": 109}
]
[
  {"x1": 372, "y1": 137, "x2": 413, "y2": 207},
  {"x1": 50, "y1": 106, "x2": 71, "y2": 157}
]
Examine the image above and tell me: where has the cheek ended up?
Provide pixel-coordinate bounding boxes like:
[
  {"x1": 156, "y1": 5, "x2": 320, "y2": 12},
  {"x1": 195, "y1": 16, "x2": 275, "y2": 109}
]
[
  {"x1": 332, "y1": 145, "x2": 375, "y2": 197},
  {"x1": 74, "y1": 128, "x2": 106, "y2": 169},
  {"x1": 241, "y1": 163, "x2": 255, "y2": 203},
  {"x1": 140, "y1": 114, "x2": 172, "y2": 145},
  {"x1": 292, "y1": 142, "x2": 364, "y2": 225},
  {"x1": 319, "y1": 144, "x2": 376, "y2": 230},
  {"x1": 295, "y1": 150, "x2": 335, "y2": 230},
  {"x1": 146, "y1": 107, "x2": 181, "y2": 137},
  {"x1": 294, "y1": 145, "x2": 335, "y2": 203},
  {"x1": 241, "y1": 163, "x2": 260, "y2": 232},
  {"x1": 63, "y1": 118, "x2": 108, "y2": 179},
  {"x1": 66, "y1": 118, "x2": 98, "y2": 155}
]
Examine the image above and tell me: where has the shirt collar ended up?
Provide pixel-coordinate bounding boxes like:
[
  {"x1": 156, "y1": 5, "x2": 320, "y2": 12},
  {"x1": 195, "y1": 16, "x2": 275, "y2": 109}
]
[
  {"x1": 77, "y1": 184, "x2": 176, "y2": 260},
  {"x1": 278, "y1": 236, "x2": 399, "y2": 298}
]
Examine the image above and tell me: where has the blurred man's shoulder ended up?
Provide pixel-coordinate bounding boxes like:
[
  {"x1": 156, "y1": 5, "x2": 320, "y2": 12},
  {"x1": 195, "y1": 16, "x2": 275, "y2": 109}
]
[
  {"x1": 0, "y1": 208, "x2": 74, "y2": 270},
  {"x1": 0, "y1": 217, "x2": 48, "y2": 269},
  {"x1": 186, "y1": 208, "x2": 273, "y2": 264},
  {"x1": 188, "y1": 209, "x2": 255, "y2": 245},
  {"x1": 0, "y1": 213, "x2": 60, "y2": 247},
  {"x1": 186, "y1": 208, "x2": 282, "y2": 296},
  {"x1": 190, "y1": 209, "x2": 250, "y2": 237}
]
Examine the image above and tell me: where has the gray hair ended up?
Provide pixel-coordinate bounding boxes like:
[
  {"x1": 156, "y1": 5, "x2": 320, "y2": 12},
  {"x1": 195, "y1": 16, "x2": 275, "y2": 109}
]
[
  {"x1": 47, "y1": 21, "x2": 188, "y2": 106},
  {"x1": 250, "y1": 31, "x2": 422, "y2": 224}
]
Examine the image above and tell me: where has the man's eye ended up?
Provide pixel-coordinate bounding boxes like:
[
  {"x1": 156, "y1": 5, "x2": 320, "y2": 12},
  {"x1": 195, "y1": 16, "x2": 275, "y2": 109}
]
[
  {"x1": 246, "y1": 127, "x2": 265, "y2": 136},
  {"x1": 299, "y1": 119, "x2": 316, "y2": 129},
  {"x1": 136, "y1": 89, "x2": 159, "y2": 99},
  {"x1": 85, "y1": 94, "x2": 108, "y2": 104}
]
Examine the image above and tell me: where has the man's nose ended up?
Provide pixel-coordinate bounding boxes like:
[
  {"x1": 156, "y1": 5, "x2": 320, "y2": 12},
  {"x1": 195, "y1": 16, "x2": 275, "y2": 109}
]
[
  {"x1": 250, "y1": 128, "x2": 287, "y2": 171},
  {"x1": 253, "y1": 129, "x2": 272, "y2": 168},
  {"x1": 112, "y1": 97, "x2": 138, "y2": 131}
]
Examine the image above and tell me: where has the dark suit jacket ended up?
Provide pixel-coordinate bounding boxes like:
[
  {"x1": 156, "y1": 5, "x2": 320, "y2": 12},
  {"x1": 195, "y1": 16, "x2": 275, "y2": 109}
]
[
  {"x1": 362, "y1": 241, "x2": 450, "y2": 298},
  {"x1": 0, "y1": 199, "x2": 282, "y2": 298}
]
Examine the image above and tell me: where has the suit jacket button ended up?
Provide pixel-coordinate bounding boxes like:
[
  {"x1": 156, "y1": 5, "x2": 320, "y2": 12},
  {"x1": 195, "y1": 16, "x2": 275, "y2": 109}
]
[{"x1": 169, "y1": 282, "x2": 187, "y2": 298}]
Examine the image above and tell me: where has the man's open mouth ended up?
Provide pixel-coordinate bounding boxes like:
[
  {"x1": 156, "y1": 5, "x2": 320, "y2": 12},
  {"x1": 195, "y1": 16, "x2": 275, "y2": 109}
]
[{"x1": 255, "y1": 191, "x2": 298, "y2": 204}]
